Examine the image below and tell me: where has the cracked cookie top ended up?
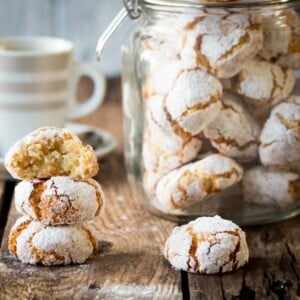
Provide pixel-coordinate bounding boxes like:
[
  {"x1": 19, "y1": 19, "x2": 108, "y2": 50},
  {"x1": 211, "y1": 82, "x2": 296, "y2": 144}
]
[
  {"x1": 259, "y1": 96, "x2": 300, "y2": 166},
  {"x1": 155, "y1": 154, "x2": 243, "y2": 211},
  {"x1": 15, "y1": 177, "x2": 105, "y2": 225},
  {"x1": 164, "y1": 215, "x2": 249, "y2": 274},
  {"x1": 204, "y1": 93, "x2": 261, "y2": 162},
  {"x1": 8, "y1": 216, "x2": 98, "y2": 266},
  {"x1": 180, "y1": 14, "x2": 263, "y2": 78}
]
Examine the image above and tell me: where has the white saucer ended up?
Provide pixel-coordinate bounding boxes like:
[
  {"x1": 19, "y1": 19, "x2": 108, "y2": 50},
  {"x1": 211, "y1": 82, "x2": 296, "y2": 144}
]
[{"x1": 0, "y1": 122, "x2": 117, "y2": 180}]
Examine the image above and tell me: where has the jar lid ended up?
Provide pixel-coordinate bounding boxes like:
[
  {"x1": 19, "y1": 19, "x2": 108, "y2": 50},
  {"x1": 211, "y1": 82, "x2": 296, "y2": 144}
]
[{"x1": 142, "y1": 0, "x2": 299, "y2": 9}]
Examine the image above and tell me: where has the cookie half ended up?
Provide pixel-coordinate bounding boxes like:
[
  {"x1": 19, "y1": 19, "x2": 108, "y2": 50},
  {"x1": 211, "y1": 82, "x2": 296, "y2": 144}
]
[{"x1": 5, "y1": 127, "x2": 99, "y2": 180}]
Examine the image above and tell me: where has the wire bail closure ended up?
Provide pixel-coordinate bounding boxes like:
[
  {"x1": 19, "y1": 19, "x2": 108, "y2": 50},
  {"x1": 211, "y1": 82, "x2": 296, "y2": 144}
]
[{"x1": 96, "y1": 0, "x2": 141, "y2": 60}]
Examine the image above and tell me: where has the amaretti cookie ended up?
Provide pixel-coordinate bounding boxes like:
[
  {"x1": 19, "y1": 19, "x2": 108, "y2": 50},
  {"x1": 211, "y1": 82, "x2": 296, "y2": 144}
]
[
  {"x1": 242, "y1": 166, "x2": 300, "y2": 207},
  {"x1": 5, "y1": 127, "x2": 99, "y2": 180},
  {"x1": 260, "y1": 9, "x2": 300, "y2": 69},
  {"x1": 259, "y1": 96, "x2": 300, "y2": 167},
  {"x1": 8, "y1": 216, "x2": 98, "y2": 266},
  {"x1": 156, "y1": 154, "x2": 243, "y2": 212},
  {"x1": 140, "y1": 18, "x2": 189, "y2": 68},
  {"x1": 142, "y1": 128, "x2": 202, "y2": 175},
  {"x1": 164, "y1": 215, "x2": 249, "y2": 274},
  {"x1": 204, "y1": 94, "x2": 261, "y2": 162},
  {"x1": 143, "y1": 61, "x2": 185, "y2": 99},
  {"x1": 223, "y1": 60, "x2": 295, "y2": 106},
  {"x1": 145, "y1": 68, "x2": 222, "y2": 139},
  {"x1": 15, "y1": 177, "x2": 105, "y2": 225},
  {"x1": 180, "y1": 14, "x2": 263, "y2": 78}
]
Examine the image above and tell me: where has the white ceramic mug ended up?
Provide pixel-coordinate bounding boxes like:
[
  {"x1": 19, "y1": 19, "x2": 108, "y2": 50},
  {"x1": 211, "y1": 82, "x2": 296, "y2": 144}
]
[{"x1": 0, "y1": 36, "x2": 105, "y2": 155}]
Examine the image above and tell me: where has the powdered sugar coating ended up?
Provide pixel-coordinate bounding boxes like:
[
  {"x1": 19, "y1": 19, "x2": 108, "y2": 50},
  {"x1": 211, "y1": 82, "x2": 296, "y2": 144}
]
[
  {"x1": 164, "y1": 215, "x2": 249, "y2": 274},
  {"x1": 140, "y1": 15, "x2": 192, "y2": 70},
  {"x1": 143, "y1": 171, "x2": 164, "y2": 196},
  {"x1": 8, "y1": 216, "x2": 97, "y2": 266},
  {"x1": 145, "y1": 68, "x2": 222, "y2": 140},
  {"x1": 142, "y1": 127, "x2": 202, "y2": 175},
  {"x1": 15, "y1": 177, "x2": 104, "y2": 225},
  {"x1": 180, "y1": 14, "x2": 263, "y2": 78},
  {"x1": 156, "y1": 154, "x2": 243, "y2": 212},
  {"x1": 204, "y1": 93, "x2": 261, "y2": 162},
  {"x1": 260, "y1": 9, "x2": 300, "y2": 69},
  {"x1": 143, "y1": 61, "x2": 184, "y2": 99},
  {"x1": 242, "y1": 166, "x2": 300, "y2": 207},
  {"x1": 165, "y1": 69, "x2": 223, "y2": 136},
  {"x1": 224, "y1": 60, "x2": 295, "y2": 106},
  {"x1": 259, "y1": 96, "x2": 300, "y2": 167}
]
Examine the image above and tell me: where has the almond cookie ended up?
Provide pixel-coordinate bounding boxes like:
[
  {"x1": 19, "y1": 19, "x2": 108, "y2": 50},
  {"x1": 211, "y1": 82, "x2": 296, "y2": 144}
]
[
  {"x1": 259, "y1": 96, "x2": 300, "y2": 167},
  {"x1": 223, "y1": 60, "x2": 295, "y2": 106},
  {"x1": 145, "y1": 68, "x2": 222, "y2": 139},
  {"x1": 164, "y1": 215, "x2": 249, "y2": 274},
  {"x1": 242, "y1": 166, "x2": 300, "y2": 207},
  {"x1": 156, "y1": 154, "x2": 243, "y2": 212},
  {"x1": 260, "y1": 9, "x2": 300, "y2": 69},
  {"x1": 180, "y1": 14, "x2": 263, "y2": 78},
  {"x1": 8, "y1": 216, "x2": 98, "y2": 265},
  {"x1": 143, "y1": 60, "x2": 186, "y2": 99},
  {"x1": 15, "y1": 177, "x2": 105, "y2": 225},
  {"x1": 5, "y1": 127, "x2": 99, "y2": 180},
  {"x1": 204, "y1": 94, "x2": 261, "y2": 162},
  {"x1": 140, "y1": 17, "x2": 190, "y2": 69},
  {"x1": 143, "y1": 127, "x2": 202, "y2": 175}
]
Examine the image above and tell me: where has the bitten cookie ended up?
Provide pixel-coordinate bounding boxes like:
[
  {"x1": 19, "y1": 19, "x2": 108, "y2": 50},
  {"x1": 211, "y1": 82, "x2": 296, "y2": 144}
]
[
  {"x1": 5, "y1": 127, "x2": 99, "y2": 180},
  {"x1": 242, "y1": 166, "x2": 300, "y2": 207},
  {"x1": 223, "y1": 60, "x2": 295, "y2": 106},
  {"x1": 164, "y1": 215, "x2": 249, "y2": 274},
  {"x1": 8, "y1": 216, "x2": 98, "y2": 266},
  {"x1": 15, "y1": 177, "x2": 105, "y2": 225},
  {"x1": 259, "y1": 96, "x2": 300, "y2": 167},
  {"x1": 156, "y1": 154, "x2": 243, "y2": 212},
  {"x1": 260, "y1": 9, "x2": 300, "y2": 69},
  {"x1": 180, "y1": 14, "x2": 263, "y2": 78},
  {"x1": 204, "y1": 94, "x2": 261, "y2": 162}
]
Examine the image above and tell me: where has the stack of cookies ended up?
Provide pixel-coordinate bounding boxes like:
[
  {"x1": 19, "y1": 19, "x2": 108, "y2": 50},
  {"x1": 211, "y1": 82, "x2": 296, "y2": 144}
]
[{"x1": 4, "y1": 127, "x2": 105, "y2": 266}]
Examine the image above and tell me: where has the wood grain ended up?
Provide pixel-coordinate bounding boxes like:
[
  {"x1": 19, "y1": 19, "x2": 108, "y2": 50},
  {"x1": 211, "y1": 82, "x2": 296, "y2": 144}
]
[
  {"x1": 0, "y1": 181, "x2": 6, "y2": 240},
  {"x1": 2, "y1": 78, "x2": 300, "y2": 299},
  {"x1": 0, "y1": 78, "x2": 182, "y2": 300},
  {"x1": 188, "y1": 217, "x2": 300, "y2": 299}
]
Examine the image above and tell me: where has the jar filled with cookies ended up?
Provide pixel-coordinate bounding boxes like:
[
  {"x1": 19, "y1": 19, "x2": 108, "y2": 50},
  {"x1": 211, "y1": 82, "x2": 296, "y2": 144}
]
[{"x1": 98, "y1": 0, "x2": 300, "y2": 225}]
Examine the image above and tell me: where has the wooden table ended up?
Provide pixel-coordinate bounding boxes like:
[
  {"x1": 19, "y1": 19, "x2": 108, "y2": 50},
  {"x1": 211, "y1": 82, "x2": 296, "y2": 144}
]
[{"x1": 1, "y1": 78, "x2": 300, "y2": 299}]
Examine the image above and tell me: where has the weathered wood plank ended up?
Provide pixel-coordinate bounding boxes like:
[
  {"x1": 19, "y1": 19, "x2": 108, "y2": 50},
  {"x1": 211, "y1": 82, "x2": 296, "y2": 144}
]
[
  {"x1": 0, "y1": 181, "x2": 6, "y2": 241},
  {"x1": 188, "y1": 218, "x2": 300, "y2": 299},
  {"x1": 0, "y1": 78, "x2": 182, "y2": 300}
]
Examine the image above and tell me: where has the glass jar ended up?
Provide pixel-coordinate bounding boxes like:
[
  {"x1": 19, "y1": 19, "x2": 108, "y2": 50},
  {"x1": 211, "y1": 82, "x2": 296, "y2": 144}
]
[{"x1": 101, "y1": 0, "x2": 300, "y2": 225}]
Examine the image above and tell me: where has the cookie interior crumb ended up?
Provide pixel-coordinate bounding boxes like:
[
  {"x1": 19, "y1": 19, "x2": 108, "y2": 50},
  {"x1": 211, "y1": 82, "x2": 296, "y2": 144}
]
[{"x1": 8, "y1": 131, "x2": 98, "y2": 180}]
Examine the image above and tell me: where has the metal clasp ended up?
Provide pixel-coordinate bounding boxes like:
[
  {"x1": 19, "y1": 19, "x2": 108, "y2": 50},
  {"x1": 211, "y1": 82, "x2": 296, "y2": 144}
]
[
  {"x1": 123, "y1": 0, "x2": 142, "y2": 20},
  {"x1": 96, "y1": 0, "x2": 141, "y2": 60}
]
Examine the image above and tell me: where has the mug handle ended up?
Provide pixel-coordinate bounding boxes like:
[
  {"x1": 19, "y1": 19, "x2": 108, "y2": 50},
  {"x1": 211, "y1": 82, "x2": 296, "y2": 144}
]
[{"x1": 66, "y1": 63, "x2": 106, "y2": 119}]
